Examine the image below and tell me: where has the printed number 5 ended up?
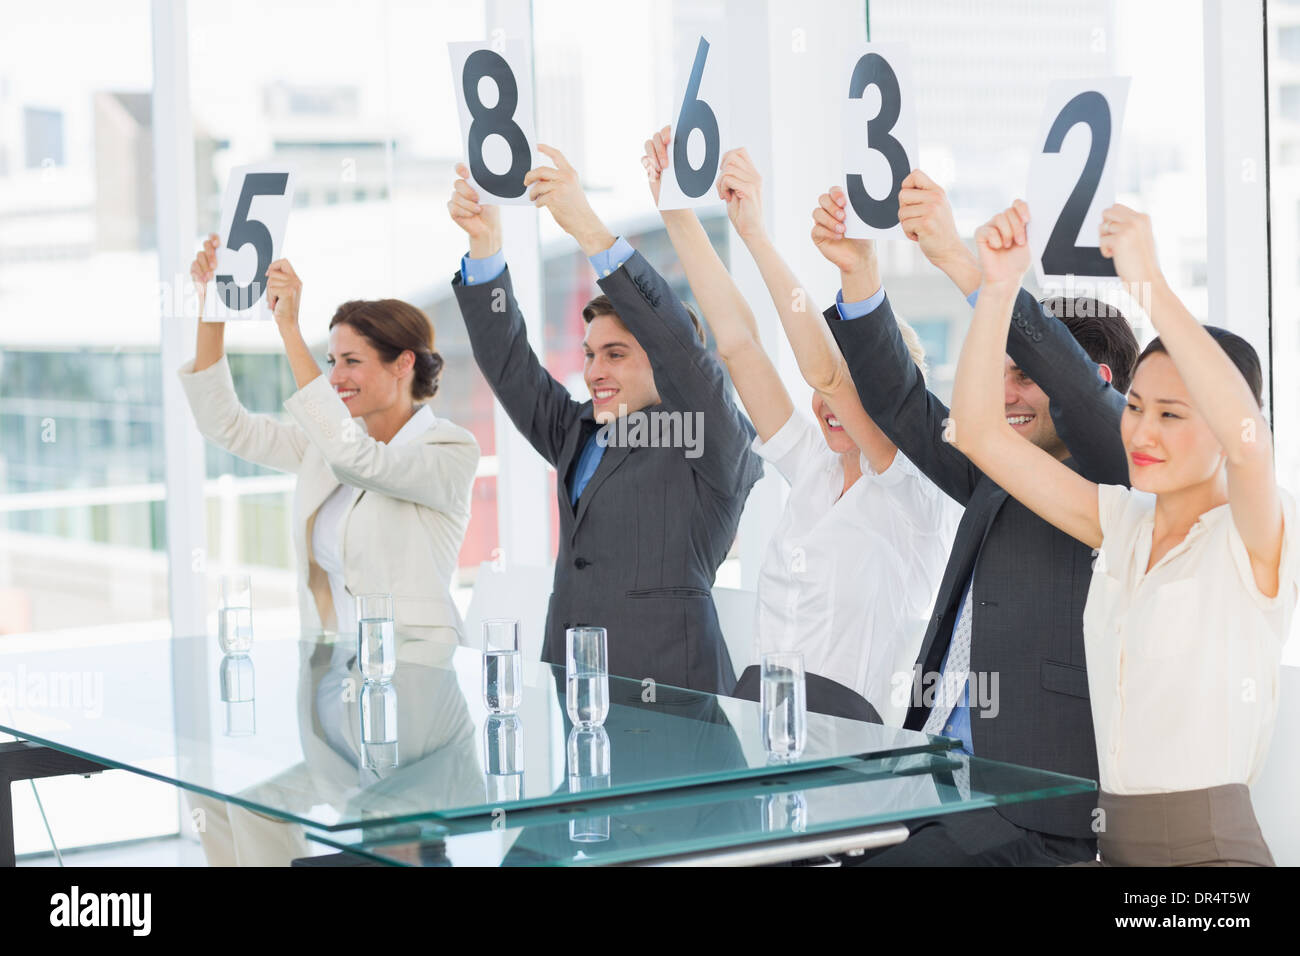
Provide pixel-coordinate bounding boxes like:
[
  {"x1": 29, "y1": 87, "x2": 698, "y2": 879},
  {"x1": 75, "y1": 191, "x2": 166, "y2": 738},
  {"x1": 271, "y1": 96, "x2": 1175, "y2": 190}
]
[{"x1": 217, "y1": 172, "x2": 288, "y2": 311}]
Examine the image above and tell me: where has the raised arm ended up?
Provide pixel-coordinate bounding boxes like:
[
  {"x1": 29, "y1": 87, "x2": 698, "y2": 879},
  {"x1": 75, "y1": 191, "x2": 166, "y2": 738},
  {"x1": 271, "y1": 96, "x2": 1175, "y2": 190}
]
[
  {"x1": 640, "y1": 129, "x2": 792, "y2": 442},
  {"x1": 813, "y1": 186, "x2": 981, "y2": 504},
  {"x1": 524, "y1": 144, "x2": 760, "y2": 496},
  {"x1": 901, "y1": 170, "x2": 1128, "y2": 484},
  {"x1": 948, "y1": 203, "x2": 1101, "y2": 549},
  {"x1": 447, "y1": 163, "x2": 583, "y2": 467},
  {"x1": 1101, "y1": 204, "x2": 1283, "y2": 594},
  {"x1": 178, "y1": 234, "x2": 309, "y2": 474}
]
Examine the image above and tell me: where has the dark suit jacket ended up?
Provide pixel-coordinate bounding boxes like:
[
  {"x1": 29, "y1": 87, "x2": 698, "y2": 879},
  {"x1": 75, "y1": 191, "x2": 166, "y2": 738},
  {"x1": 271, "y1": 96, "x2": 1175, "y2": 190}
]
[
  {"x1": 827, "y1": 288, "x2": 1128, "y2": 841},
  {"x1": 453, "y1": 251, "x2": 763, "y2": 696}
]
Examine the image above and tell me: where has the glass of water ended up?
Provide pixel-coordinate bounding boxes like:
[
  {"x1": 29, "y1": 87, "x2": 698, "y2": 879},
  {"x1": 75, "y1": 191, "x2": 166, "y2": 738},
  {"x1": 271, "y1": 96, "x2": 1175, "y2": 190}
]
[
  {"x1": 565, "y1": 626, "x2": 609, "y2": 728},
  {"x1": 482, "y1": 619, "x2": 523, "y2": 714},
  {"x1": 360, "y1": 680, "x2": 398, "y2": 771},
  {"x1": 567, "y1": 725, "x2": 611, "y2": 843},
  {"x1": 217, "y1": 574, "x2": 253, "y2": 654},
  {"x1": 356, "y1": 594, "x2": 396, "y2": 682},
  {"x1": 761, "y1": 652, "x2": 807, "y2": 759},
  {"x1": 483, "y1": 714, "x2": 524, "y2": 804}
]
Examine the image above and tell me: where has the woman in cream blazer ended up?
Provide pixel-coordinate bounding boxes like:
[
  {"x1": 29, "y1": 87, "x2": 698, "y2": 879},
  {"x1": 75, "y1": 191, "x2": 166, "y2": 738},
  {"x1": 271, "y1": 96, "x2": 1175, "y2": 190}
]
[{"x1": 178, "y1": 235, "x2": 479, "y2": 647}]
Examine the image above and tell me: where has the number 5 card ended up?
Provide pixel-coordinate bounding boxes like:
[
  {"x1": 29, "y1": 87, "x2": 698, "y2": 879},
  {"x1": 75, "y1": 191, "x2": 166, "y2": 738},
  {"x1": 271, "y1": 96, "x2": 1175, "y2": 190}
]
[
  {"x1": 203, "y1": 164, "x2": 296, "y2": 322},
  {"x1": 658, "y1": 35, "x2": 730, "y2": 211},
  {"x1": 1027, "y1": 77, "x2": 1130, "y2": 287},
  {"x1": 841, "y1": 43, "x2": 918, "y2": 239},
  {"x1": 448, "y1": 39, "x2": 538, "y2": 205}
]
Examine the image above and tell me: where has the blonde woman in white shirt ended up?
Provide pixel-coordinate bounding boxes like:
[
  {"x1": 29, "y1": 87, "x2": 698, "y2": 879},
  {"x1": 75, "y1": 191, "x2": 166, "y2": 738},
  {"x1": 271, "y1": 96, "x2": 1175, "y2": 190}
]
[
  {"x1": 948, "y1": 201, "x2": 1295, "y2": 866},
  {"x1": 178, "y1": 234, "x2": 480, "y2": 648},
  {"x1": 642, "y1": 132, "x2": 959, "y2": 724}
]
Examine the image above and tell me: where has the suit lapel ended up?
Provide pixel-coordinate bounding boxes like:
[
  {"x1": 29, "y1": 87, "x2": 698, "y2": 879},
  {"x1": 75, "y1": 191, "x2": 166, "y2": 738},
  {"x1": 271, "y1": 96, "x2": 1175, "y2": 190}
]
[{"x1": 572, "y1": 441, "x2": 633, "y2": 538}]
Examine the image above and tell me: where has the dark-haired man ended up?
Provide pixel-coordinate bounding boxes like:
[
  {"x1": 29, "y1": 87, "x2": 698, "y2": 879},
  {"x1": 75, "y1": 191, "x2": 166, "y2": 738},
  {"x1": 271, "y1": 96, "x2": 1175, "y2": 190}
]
[
  {"x1": 810, "y1": 172, "x2": 1139, "y2": 865},
  {"x1": 447, "y1": 148, "x2": 762, "y2": 695}
]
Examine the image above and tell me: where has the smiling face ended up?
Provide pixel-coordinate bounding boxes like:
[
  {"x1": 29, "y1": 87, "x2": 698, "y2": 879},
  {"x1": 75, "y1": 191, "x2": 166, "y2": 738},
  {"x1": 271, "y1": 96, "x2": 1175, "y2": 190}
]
[
  {"x1": 1121, "y1": 351, "x2": 1225, "y2": 494},
  {"x1": 326, "y1": 322, "x2": 411, "y2": 417},
  {"x1": 583, "y1": 313, "x2": 660, "y2": 423},
  {"x1": 1003, "y1": 355, "x2": 1068, "y2": 459},
  {"x1": 812, "y1": 393, "x2": 859, "y2": 456}
]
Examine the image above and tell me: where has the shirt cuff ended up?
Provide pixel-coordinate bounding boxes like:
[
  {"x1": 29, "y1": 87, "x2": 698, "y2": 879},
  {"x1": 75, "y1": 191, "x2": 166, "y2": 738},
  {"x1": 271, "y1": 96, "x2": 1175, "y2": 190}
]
[
  {"x1": 751, "y1": 410, "x2": 806, "y2": 463},
  {"x1": 966, "y1": 289, "x2": 979, "y2": 308},
  {"x1": 589, "y1": 236, "x2": 635, "y2": 279},
  {"x1": 834, "y1": 286, "x2": 886, "y2": 320},
  {"x1": 461, "y1": 249, "x2": 506, "y2": 286}
]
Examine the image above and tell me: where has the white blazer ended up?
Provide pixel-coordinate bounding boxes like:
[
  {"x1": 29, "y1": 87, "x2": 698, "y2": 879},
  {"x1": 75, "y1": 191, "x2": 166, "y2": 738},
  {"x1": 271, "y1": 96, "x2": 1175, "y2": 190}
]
[{"x1": 177, "y1": 356, "x2": 480, "y2": 643}]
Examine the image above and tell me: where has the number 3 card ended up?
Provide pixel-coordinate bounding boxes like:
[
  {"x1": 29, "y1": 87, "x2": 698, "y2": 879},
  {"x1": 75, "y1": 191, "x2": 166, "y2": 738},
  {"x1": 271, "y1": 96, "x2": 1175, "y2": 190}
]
[
  {"x1": 204, "y1": 164, "x2": 295, "y2": 322},
  {"x1": 1027, "y1": 77, "x2": 1130, "y2": 287},
  {"x1": 841, "y1": 43, "x2": 917, "y2": 239},
  {"x1": 448, "y1": 39, "x2": 538, "y2": 205},
  {"x1": 658, "y1": 35, "x2": 730, "y2": 211}
]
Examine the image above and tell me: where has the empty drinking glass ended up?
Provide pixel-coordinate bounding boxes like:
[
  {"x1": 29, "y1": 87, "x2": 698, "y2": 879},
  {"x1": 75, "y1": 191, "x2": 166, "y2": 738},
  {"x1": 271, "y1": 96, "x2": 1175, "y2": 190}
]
[
  {"x1": 761, "y1": 652, "x2": 807, "y2": 759},
  {"x1": 217, "y1": 574, "x2": 253, "y2": 654},
  {"x1": 356, "y1": 594, "x2": 395, "y2": 682},
  {"x1": 482, "y1": 619, "x2": 523, "y2": 714},
  {"x1": 565, "y1": 626, "x2": 609, "y2": 728}
]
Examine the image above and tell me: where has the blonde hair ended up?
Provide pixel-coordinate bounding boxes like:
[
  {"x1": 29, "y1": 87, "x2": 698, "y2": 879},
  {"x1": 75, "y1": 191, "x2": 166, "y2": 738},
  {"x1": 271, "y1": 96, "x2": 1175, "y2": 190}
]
[{"x1": 894, "y1": 312, "x2": 929, "y2": 380}]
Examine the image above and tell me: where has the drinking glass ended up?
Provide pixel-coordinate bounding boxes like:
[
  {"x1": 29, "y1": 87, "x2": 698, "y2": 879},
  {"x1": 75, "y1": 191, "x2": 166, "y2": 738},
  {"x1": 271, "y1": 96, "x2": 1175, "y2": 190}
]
[
  {"x1": 482, "y1": 619, "x2": 523, "y2": 714},
  {"x1": 761, "y1": 652, "x2": 807, "y2": 758},
  {"x1": 565, "y1": 626, "x2": 609, "y2": 728},
  {"x1": 217, "y1": 574, "x2": 253, "y2": 654},
  {"x1": 567, "y1": 725, "x2": 611, "y2": 843},
  {"x1": 483, "y1": 714, "x2": 524, "y2": 804},
  {"x1": 360, "y1": 680, "x2": 398, "y2": 771},
  {"x1": 356, "y1": 594, "x2": 395, "y2": 682}
]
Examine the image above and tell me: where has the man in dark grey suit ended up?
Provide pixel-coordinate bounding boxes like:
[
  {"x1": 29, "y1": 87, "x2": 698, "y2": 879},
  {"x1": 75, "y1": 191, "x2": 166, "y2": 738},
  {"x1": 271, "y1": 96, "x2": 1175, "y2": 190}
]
[
  {"x1": 811, "y1": 176, "x2": 1139, "y2": 864},
  {"x1": 447, "y1": 149, "x2": 763, "y2": 696}
]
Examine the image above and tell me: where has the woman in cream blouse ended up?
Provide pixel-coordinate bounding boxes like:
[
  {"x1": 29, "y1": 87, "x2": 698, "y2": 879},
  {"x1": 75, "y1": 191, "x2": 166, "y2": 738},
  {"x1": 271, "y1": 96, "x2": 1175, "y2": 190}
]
[
  {"x1": 947, "y1": 201, "x2": 1295, "y2": 866},
  {"x1": 179, "y1": 234, "x2": 480, "y2": 648}
]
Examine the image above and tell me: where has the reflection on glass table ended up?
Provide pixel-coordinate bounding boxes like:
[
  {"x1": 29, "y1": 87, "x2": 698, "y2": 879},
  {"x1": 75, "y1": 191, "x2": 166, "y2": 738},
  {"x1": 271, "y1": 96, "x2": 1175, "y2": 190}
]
[
  {"x1": 0, "y1": 629, "x2": 958, "y2": 849},
  {"x1": 305, "y1": 752, "x2": 1096, "y2": 867}
]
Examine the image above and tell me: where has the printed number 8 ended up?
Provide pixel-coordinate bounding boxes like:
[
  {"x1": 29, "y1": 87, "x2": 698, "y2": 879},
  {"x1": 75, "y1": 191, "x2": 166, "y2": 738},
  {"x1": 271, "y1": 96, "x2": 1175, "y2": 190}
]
[
  {"x1": 464, "y1": 49, "x2": 530, "y2": 199},
  {"x1": 846, "y1": 53, "x2": 909, "y2": 230}
]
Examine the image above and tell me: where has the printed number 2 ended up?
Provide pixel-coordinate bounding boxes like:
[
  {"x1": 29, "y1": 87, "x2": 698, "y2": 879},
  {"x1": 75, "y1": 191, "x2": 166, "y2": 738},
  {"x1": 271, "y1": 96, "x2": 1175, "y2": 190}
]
[
  {"x1": 217, "y1": 172, "x2": 288, "y2": 312},
  {"x1": 673, "y1": 37, "x2": 720, "y2": 199},
  {"x1": 1041, "y1": 91, "x2": 1116, "y2": 277},
  {"x1": 464, "y1": 49, "x2": 530, "y2": 198},
  {"x1": 846, "y1": 53, "x2": 910, "y2": 229}
]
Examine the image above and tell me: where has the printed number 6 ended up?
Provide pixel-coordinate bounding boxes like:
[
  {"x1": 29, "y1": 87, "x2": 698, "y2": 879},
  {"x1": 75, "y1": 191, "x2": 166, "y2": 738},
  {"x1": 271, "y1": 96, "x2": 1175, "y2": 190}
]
[{"x1": 673, "y1": 37, "x2": 720, "y2": 199}]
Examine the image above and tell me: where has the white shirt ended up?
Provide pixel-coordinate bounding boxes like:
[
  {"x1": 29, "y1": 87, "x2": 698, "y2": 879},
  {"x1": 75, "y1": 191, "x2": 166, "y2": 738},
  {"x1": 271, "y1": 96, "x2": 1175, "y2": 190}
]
[
  {"x1": 311, "y1": 404, "x2": 436, "y2": 638},
  {"x1": 752, "y1": 412, "x2": 961, "y2": 724},
  {"x1": 1084, "y1": 483, "x2": 1300, "y2": 795}
]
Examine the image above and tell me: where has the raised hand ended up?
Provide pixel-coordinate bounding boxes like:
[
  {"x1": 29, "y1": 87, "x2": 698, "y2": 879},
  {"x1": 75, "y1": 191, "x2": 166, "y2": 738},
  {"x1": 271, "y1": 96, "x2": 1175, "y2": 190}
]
[
  {"x1": 266, "y1": 259, "x2": 302, "y2": 327},
  {"x1": 974, "y1": 200, "x2": 1032, "y2": 287},
  {"x1": 190, "y1": 232, "x2": 220, "y2": 317},
  {"x1": 447, "y1": 162, "x2": 502, "y2": 258},
  {"x1": 641, "y1": 125, "x2": 671, "y2": 205},
  {"x1": 717, "y1": 147, "x2": 764, "y2": 242},
  {"x1": 523, "y1": 144, "x2": 613, "y2": 255},
  {"x1": 810, "y1": 186, "x2": 876, "y2": 276},
  {"x1": 898, "y1": 169, "x2": 966, "y2": 269},
  {"x1": 1099, "y1": 203, "x2": 1161, "y2": 287}
]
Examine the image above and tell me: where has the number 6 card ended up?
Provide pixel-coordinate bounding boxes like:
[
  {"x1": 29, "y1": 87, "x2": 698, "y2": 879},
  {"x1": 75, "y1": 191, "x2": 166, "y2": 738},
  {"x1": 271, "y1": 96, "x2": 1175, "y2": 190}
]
[
  {"x1": 448, "y1": 39, "x2": 538, "y2": 205},
  {"x1": 204, "y1": 163, "x2": 296, "y2": 322},
  {"x1": 658, "y1": 34, "x2": 730, "y2": 210}
]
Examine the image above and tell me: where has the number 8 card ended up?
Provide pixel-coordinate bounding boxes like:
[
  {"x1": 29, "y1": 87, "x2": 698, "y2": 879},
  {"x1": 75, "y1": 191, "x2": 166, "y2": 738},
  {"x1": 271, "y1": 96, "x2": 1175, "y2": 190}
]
[
  {"x1": 203, "y1": 163, "x2": 296, "y2": 322},
  {"x1": 448, "y1": 39, "x2": 538, "y2": 205}
]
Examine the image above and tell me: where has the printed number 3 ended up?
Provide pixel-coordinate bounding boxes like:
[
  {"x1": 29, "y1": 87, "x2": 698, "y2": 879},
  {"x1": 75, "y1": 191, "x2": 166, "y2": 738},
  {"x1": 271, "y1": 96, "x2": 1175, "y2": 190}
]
[{"x1": 846, "y1": 53, "x2": 909, "y2": 230}]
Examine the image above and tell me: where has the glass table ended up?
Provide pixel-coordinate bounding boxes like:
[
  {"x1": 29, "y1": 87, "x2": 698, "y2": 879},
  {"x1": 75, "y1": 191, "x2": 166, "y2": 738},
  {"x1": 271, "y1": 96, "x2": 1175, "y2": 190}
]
[{"x1": 0, "y1": 629, "x2": 1094, "y2": 865}]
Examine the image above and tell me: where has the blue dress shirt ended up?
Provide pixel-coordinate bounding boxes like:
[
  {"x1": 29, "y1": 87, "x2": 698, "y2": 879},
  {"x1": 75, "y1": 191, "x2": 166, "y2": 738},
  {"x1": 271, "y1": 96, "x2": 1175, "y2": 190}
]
[{"x1": 833, "y1": 285, "x2": 889, "y2": 320}]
